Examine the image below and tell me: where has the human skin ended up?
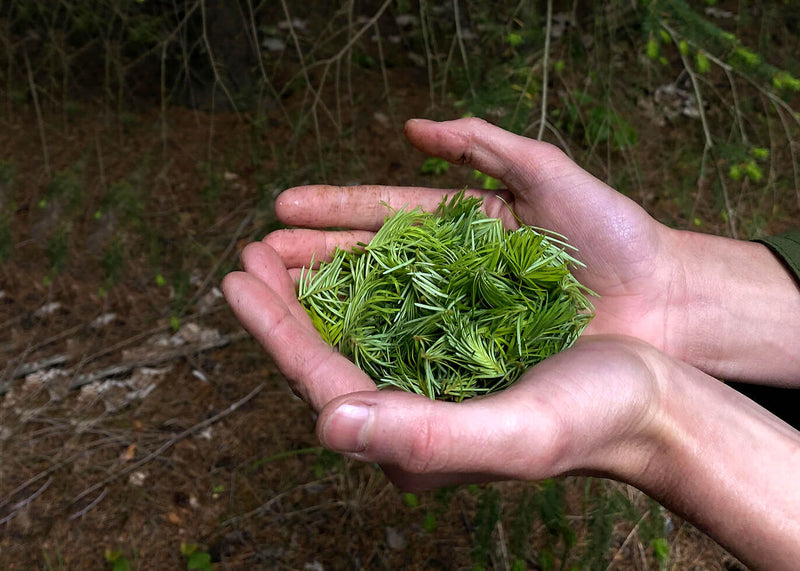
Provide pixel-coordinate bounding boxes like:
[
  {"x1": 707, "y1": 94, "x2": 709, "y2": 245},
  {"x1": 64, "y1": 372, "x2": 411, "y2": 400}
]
[{"x1": 222, "y1": 118, "x2": 800, "y2": 569}]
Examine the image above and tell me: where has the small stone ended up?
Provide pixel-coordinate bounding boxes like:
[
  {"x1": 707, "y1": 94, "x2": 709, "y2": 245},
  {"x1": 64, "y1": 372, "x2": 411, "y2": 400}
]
[{"x1": 385, "y1": 527, "x2": 406, "y2": 551}]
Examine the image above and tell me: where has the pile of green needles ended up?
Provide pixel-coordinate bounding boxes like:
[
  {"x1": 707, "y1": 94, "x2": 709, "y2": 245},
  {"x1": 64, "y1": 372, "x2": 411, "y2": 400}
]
[{"x1": 298, "y1": 192, "x2": 595, "y2": 401}]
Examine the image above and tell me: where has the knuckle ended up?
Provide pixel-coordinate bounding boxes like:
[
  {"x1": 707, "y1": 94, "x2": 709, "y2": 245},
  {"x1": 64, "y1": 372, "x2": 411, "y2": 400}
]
[
  {"x1": 462, "y1": 116, "x2": 488, "y2": 130},
  {"x1": 403, "y1": 417, "x2": 447, "y2": 474}
]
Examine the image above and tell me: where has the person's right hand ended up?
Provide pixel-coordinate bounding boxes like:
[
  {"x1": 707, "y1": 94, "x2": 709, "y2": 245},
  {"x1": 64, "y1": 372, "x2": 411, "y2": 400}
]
[{"x1": 269, "y1": 118, "x2": 800, "y2": 383}]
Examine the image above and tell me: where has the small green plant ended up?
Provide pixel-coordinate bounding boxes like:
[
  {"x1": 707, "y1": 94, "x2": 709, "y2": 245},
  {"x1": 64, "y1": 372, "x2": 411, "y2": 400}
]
[
  {"x1": 180, "y1": 543, "x2": 213, "y2": 571},
  {"x1": 400, "y1": 489, "x2": 451, "y2": 533},
  {"x1": 46, "y1": 225, "x2": 70, "y2": 275},
  {"x1": 471, "y1": 486, "x2": 502, "y2": 570},
  {"x1": 45, "y1": 167, "x2": 84, "y2": 216},
  {"x1": 104, "y1": 549, "x2": 131, "y2": 571},
  {"x1": 199, "y1": 162, "x2": 224, "y2": 219},
  {"x1": 102, "y1": 237, "x2": 127, "y2": 286},
  {"x1": 472, "y1": 169, "x2": 500, "y2": 190},
  {"x1": 298, "y1": 192, "x2": 595, "y2": 401},
  {"x1": 402, "y1": 492, "x2": 419, "y2": 508},
  {"x1": 420, "y1": 157, "x2": 451, "y2": 175}
]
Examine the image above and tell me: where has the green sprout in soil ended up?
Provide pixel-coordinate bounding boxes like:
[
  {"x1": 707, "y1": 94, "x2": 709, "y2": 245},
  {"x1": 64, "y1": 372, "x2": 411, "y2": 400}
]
[{"x1": 298, "y1": 191, "x2": 595, "y2": 402}]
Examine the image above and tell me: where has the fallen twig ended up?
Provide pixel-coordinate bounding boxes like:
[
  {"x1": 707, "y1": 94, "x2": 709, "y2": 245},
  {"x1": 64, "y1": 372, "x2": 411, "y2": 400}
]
[
  {"x1": 0, "y1": 328, "x2": 248, "y2": 396},
  {"x1": 68, "y1": 330, "x2": 249, "y2": 390},
  {"x1": 9, "y1": 354, "x2": 70, "y2": 380},
  {"x1": 71, "y1": 381, "x2": 266, "y2": 505},
  {"x1": 0, "y1": 477, "x2": 53, "y2": 526},
  {"x1": 68, "y1": 487, "x2": 109, "y2": 521}
]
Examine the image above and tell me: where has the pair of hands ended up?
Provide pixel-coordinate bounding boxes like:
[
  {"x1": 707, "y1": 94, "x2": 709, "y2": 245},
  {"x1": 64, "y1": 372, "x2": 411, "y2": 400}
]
[{"x1": 223, "y1": 118, "x2": 800, "y2": 569}]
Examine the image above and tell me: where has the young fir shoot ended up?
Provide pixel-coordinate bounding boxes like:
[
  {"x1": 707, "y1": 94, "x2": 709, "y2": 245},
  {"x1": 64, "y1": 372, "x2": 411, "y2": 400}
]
[{"x1": 298, "y1": 191, "x2": 596, "y2": 402}]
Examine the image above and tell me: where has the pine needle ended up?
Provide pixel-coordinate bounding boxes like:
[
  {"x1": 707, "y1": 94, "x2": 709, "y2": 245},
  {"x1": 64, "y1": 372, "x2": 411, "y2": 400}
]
[{"x1": 298, "y1": 191, "x2": 596, "y2": 401}]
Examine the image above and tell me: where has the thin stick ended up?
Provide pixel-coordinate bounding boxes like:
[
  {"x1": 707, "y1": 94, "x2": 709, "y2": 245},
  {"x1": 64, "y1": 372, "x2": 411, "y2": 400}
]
[
  {"x1": 245, "y1": 0, "x2": 292, "y2": 128},
  {"x1": 160, "y1": 39, "x2": 169, "y2": 156},
  {"x1": 419, "y1": 0, "x2": 437, "y2": 109},
  {"x1": 23, "y1": 46, "x2": 50, "y2": 177},
  {"x1": 279, "y1": 0, "x2": 326, "y2": 174},
  {"x1": 346, "y1": 0, "x2": 355, "y2": 107},
  {"x1": 221, "y1": 475, "x2": 338, "y2": 526},
  {"x1": 199, "y1": 0, "x2": 241, "y2": 115},
  {"x1": 7, "y1": 354, "x2": 70, "y2": 380},
  {"x1": 773, "y1": 102, "x2": 800, "y2": 210},
  {"x1": 71, "y1": 382, "x2": 266, "y2": 505},
  {"x1": 604, "y1": 510, "x2": 650, "y2": 571},
  {"x1": 373, "y1": 22, "x2": 391, "y2": 104},
  {"x1": 184, "y1": 211, "x2": 254, "y2": 313},
  {"x1": 0, "y1": 477, "x2": 53, "y2": 525},
  {"x1": 662, "y1": 23, "x2": 738, "y2": 238},
  {"x1": 537, "y1": 0, "x2": 553, "y2": 141},
  {"x1": 453, "y1": 0, "x2": 474, "y2": 98},
  {"x1": 68, "y1": 487, "x2": 108, "y2": 520},
  {"x1": 68, "y1": 330, "x2": 248, "y2": 390}
]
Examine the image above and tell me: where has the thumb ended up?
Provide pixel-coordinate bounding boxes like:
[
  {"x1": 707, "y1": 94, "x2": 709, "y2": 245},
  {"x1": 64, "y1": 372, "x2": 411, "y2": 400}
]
[
  {"x1": 404, "y1": 117, "x2": 588, "y2": 199},
  {"x1": 316, "y1": 388, "x2": 567, "y2": 481}
]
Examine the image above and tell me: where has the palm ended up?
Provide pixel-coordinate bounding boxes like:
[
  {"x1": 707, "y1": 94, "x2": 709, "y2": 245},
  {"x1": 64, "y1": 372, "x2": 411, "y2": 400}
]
[{"x1": 267, "y1": 118, "x2": 677, "y2": 351}]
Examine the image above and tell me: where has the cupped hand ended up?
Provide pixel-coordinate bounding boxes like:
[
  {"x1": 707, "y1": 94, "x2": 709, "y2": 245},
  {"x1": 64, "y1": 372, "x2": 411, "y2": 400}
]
[
  {"x1": 268, "y1": 117, "x2": 686, "y2": 358},
  {"x1": 222, "y1": 239, "x2": 666, "y2": 491},
  {"x1": 315, "y1": 334, "x2": 669, "y2": 491}
]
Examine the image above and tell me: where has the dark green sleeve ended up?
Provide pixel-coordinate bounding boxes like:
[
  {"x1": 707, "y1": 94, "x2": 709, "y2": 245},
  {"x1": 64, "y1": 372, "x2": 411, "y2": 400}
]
[{"x1": 755, "y1": 229, "x2": 800, "y2": 282}]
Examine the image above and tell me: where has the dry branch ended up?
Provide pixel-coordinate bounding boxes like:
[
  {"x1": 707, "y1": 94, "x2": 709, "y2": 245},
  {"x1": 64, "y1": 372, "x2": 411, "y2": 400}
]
[
  {"x1": 1, "y1": 329, "x2": 248, "y2": 396},
  {"x1": 71, "y1": 381, "x2": 266, "y2": 505}
]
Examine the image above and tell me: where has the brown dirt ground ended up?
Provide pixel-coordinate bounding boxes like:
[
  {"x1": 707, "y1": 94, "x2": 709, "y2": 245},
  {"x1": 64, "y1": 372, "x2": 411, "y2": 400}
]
[{"x1": 2, "y1": 13, "x2": 796, "y2": 568}]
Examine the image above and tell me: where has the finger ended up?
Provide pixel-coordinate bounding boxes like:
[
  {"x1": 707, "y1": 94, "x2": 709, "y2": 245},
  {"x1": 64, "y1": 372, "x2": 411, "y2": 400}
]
[
  {"x1": 315, "y1": 386, "x2": 565, "y2": 482},
  {"x1": 404, "y1": 117, "x2": 588, "y2": 203},
  {"x1": 239, "y1": 241, "x2": 311, "y2": 327},
  {"x1": 264, "y1": 229, "x2": 375, "y2": 270},
  {"x1": 315, "y1": 336, "x2": 663, "y2": 485},
  {"x1": 275, "y1": 185, "x2": 510, "y2": 230},
  {"x1": 221, "y1": 271, "x2": 377, "y2": 411}
]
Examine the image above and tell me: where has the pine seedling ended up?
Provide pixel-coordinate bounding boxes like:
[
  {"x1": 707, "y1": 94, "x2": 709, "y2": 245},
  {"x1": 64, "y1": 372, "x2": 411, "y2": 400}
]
[{"x1": 298, "y1": 191, "x2": 595, "y2": 401}]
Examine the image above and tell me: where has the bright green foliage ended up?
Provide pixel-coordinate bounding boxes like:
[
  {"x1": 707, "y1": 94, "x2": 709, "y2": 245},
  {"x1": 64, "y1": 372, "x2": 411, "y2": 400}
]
[
  {"x1": 403, "y1": 492, "x2": 419, "y2": 508},
  {"x1": 733, "y1": 46, "x2": 760, "y2": 67},
  {"x1": 180, "y1": 543, "x2": 213, "y2": 571},
  {"x1": 472, "y1": 169, "x2": 500, "y2": 190},
  {"x1": 506, "y1": 32, "x2": 522, "y2": 48},
  {"x1": 772, "y1": 70, "x2": 800, "y2": 92},
  {"x1": 695, "y1": 50, "x2": 710, "y2": 73},
  {"x1": 652, "y1": 538, "x2": 670, "y2": 568},
  {"x1": 646, "y1": 36, "x2": 660, "y2": 60},
  {"x1": 104, "y1": 549, "x2": 131, "y2": 571},
  {"x1": 420, "y1": 157, "x2": 451, "y2": 175},
  {"x1": 298, "y1": 192, "x2": 594, "y2": 401}
]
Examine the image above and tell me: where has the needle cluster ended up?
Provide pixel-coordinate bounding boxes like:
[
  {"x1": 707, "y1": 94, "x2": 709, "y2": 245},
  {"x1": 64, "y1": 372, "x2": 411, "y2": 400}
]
[{"x1": 298, "y1": 192, "x2": 595, "y2": 401}]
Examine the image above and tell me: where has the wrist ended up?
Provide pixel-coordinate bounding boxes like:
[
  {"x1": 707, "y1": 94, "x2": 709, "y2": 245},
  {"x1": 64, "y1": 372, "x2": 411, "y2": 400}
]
[
  {"x1": 631, "y1": 357, "x2": 800, "y2": 570},
  {"x1": 663, "y1": 229, "x2": 800, "y2": 383}
]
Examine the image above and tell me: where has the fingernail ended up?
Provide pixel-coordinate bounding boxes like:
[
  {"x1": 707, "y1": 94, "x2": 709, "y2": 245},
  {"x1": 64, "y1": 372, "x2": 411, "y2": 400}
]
[{"x1": 322, "y1": 403, "x2": 372, "y2": 454}]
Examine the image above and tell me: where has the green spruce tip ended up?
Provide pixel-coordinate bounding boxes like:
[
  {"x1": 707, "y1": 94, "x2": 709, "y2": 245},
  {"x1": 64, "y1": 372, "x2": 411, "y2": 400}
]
[{"x1": 298, "y1": 191, "x2": 596, "y2": 402}]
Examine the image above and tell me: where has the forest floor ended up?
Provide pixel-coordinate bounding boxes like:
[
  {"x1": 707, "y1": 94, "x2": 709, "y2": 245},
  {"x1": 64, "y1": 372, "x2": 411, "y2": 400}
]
[
  {"x1": 0, "y1": 104, "x2": 755, "y2": 571},
  {"x1": 2, "y1": 3, "x2": 798, "y2": 568}
]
